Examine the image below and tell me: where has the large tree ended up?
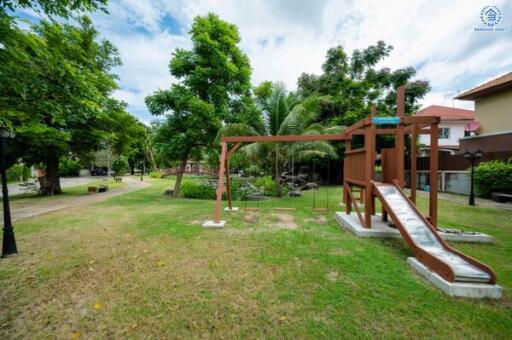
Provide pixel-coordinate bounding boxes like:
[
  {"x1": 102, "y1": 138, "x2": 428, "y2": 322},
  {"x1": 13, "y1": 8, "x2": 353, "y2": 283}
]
[
  {"x1": 0, "y1": 17, "x2": 136, "y2": 195},
  {"x1": 0, "y1": 0, "x2": 108, "y2": 17},
  {"x1": 146, "y1": 13, "x2": 255, "y2": 197},
  {"x1": 297, "y1": 41, "x2": 430, "y2": 126}
]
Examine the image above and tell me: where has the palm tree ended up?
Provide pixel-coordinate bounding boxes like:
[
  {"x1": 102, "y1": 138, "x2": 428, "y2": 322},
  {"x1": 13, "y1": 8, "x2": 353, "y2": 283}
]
[{"x1": 223, "y1": 83, "x2": 344, "y2": 196}]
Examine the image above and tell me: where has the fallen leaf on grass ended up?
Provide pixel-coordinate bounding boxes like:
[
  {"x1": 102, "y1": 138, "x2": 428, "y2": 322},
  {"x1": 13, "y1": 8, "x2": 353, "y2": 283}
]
[
  {"x1": 278, "y1": 316, "x2": 288, "y2": 321},
  {"x1": 69, "y1": 331, "x2": 81, "y2": 339},
  {"x1": 157, "y1": 261, "x2": 166, "y2": 267},
  {"x1": 94, "y1": 303, "x2": 102, "y2": 310}
]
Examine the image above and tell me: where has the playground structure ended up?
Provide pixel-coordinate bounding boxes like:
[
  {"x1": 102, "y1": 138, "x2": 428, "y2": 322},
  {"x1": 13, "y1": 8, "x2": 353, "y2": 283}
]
[{"x1": 202, "y1": 86, "x2": 501, "y2": 298}]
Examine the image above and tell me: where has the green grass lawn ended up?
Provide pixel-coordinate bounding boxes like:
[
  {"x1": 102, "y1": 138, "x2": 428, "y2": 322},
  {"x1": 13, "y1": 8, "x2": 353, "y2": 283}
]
[{"x1": 0, "y1": 178, "x2": 511, "y2": 338}]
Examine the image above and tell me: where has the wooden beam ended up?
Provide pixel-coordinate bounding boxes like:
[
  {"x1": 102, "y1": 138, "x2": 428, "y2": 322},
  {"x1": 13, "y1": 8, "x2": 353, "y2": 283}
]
[
  {"x1": 225, "y1": 157, "x2": 233, "y2": 210},
  {"x1": 402, "y1": 116, "x2": 440, "y2": 125},
  {"x1": 343, "y1": 117, "x2": 371, "y2": 136},
  {"x1": 397, "y1": 85, "x2": 405, "y2": 117},
  {"x1": 221, "y1": 134, "x2": 347, "y2": 143},
  {"x1": 227, "y1": 142, "x2": 242, "y2": 158}
]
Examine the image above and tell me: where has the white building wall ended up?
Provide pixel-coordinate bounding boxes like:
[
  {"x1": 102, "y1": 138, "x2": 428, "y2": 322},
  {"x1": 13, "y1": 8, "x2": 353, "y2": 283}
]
[{"x1": 419, "y1": 121, "x2": 467, "y2": 148}]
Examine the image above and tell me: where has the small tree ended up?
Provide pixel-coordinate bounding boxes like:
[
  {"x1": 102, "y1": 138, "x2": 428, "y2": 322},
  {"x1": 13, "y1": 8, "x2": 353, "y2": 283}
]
[{"x1": 112, "y1": 156, "x2": 129, "y2": 178}]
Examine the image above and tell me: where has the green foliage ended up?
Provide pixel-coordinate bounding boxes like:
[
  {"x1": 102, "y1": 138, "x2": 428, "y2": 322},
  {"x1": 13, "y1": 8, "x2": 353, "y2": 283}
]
[
  {"x1": 146, "y1": 13, "x2": 256, "y2": 196},
  {"x1": 297, "y1": 41, "x2": 430, "y2": 126},
  {"x1": 58, "y1": 157, "x2": 81, "y2": 177},
  {"x1": 1, "y1": 16, "x2": 139, "y2": 195},
  {"x1": 180, "y1": 180, "x2": 216, "y2": 200},
  {"x1": 254, "y1": 175, "x2": 278, "y2": 197},
  {"x1": 6, "y1": 163, "x2": 30, "y2": 182},
  {"x1": 112, "y1": 156, "x2": 129, "y2": 176},
  {"x1": 0, "y1": 0, "x2": 108, "y2": 17},
  {"x1": 474, "y1": 161, "x2": 512, "y2": 197},
  {"x1": 150, "y1": 171, "x2": 164, "y2": 179}
]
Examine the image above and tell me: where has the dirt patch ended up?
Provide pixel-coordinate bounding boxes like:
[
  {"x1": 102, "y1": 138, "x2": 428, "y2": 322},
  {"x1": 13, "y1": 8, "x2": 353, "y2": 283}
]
[
  {"x1": 274, "y1": 213, "x2": 297, "y2": 229},
  {"x1": 244, "y1": 211, "x2": 259, "y2": 224},
  {"x1": 315, "y1": 215, "x2": 328, "y2": 224},
  {"x1": 327, "y1": 271, "x2": 338, "y2": 282},
  {"x1": 328, "y1": 248, "x2": 353, "y2": 256}
]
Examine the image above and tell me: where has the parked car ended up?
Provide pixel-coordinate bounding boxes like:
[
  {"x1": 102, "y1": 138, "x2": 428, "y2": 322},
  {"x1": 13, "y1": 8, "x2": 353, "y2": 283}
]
[{"x1": 91, "y1": 168, "x2": 107, "y2": 176}]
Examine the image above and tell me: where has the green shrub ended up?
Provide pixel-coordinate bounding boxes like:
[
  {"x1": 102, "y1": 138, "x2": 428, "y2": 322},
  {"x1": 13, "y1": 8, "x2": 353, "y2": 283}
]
[
  {"x1": 150, "y1": 171, "x2": 164, "y2": 178},
  {"x1": 180, "y1": 181, "x2": 216, "y2": 200},
  {"x1": 59, "y1": 157, "x2": 81, "y2": 177},
  {"x1": 112, "y1": 156, "x2": 129, "y2": 176},
  {"x1": 254, "y1": 175, "x2": 275, "y2": 196},
  {"x1": 7, "y1": 164, "x2": 29, "y2": 183},
  {"x1": 474, "y1": 161, "x2": 512, "y2": 197}
]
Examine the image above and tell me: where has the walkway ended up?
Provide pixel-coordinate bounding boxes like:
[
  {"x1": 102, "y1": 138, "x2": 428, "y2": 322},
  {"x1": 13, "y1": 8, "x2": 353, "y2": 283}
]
[
  {"x1": 1, "y1": 177, "x2": 151, "y2": 223},
  {"x1": 415, "y1": 190, "x2": 512, "y2": 211},
  {"x1": 2, "y1": 176, "x2": 106, "y2": 197}
]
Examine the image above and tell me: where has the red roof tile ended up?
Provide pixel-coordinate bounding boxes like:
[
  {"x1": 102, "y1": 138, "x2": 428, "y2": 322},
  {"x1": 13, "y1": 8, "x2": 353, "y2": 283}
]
[
  {"x1": 455, "y1": 72, "x2": 512, "y2": 100},
  {"x1": 415, "y1": 105, "x2": 474, "y2": 121}
]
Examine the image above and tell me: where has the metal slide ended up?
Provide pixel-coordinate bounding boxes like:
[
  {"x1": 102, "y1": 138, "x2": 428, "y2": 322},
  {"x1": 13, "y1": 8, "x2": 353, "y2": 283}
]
[{"x1": 373, "y1": 182, "x2": 495, "y2": 284}]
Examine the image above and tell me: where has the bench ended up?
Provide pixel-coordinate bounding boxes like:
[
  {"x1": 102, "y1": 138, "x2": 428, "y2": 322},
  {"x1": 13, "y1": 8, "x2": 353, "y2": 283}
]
[
  {"x1": 115, "y1": 177, "x2": 123, "y2": 183},
  {"x1": 491, "y1": 192, "x2": 512, "y2": 203},
  {"x1": 88, "y1": 185, "x2": 109, "y2": 194}
]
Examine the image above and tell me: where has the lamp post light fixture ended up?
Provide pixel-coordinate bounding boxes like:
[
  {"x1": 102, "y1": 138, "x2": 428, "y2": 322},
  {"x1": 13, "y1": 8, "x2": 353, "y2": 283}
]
[
  {"x1": 464, "y1": 149, "x2": 483, "y2": 206},
  {"x1": 1, "y1": 128, "x2": 18, "y2": 258}
]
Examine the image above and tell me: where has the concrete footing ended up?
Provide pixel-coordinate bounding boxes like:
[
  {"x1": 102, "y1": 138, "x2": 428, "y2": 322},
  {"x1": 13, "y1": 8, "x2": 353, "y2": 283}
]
[
  {"x1": 202, "y1": 220, "x2": 226, "y2": 228},
  {"x1": 334, "y1": 212, "x2": 494, "y2": 243},
  {"x1": 224, "y1": 207, "x2": 239, "y2": 211},
  {"x1": 407, "y1": 258, "x2": 503, "y2": 299}
]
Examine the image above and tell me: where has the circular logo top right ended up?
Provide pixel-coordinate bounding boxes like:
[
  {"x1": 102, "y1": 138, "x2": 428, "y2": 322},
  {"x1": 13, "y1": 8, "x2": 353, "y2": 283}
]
[{"x1": 480, "y1": 6, "x2": 502, "y2": 27}]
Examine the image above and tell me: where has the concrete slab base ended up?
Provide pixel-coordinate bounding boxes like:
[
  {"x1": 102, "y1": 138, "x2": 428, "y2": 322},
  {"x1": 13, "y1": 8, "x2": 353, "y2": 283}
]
[
  {"x1": 334, "y1": 212, "x2": 494, "y2": 243},
  {"x1": 224, "y1": 207, "x2": 239, "y2": 212},
  {"x1": 202, "y1": 220, "x2": 226, "y2": 228},
  {"x1": 407, "y1": 257, "x2": 503, "y2": 299}
]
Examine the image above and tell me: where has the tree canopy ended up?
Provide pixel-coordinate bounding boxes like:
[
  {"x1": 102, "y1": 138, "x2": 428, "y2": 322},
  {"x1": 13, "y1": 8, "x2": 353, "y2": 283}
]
[
  {"x1": 0, "y1": 16, "x2": 139, "y2": 194},
  {"x1": 146, "y1": 13, "x2": 257, "y2": 196},
  {"x1": 297, "y1": 41, "x2": 430, "y2": 127}
]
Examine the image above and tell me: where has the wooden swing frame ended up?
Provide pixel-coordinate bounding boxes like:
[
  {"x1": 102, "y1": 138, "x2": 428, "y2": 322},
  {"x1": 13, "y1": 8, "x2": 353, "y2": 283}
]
[{"x1": 209, "y1": 86, "x2": 440, "y2": 228}]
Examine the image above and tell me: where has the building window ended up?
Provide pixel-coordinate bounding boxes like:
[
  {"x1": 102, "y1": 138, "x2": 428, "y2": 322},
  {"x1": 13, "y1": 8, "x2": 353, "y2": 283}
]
[{"x1": 439, "y1": 128, "x2": 450, "y2": 139}]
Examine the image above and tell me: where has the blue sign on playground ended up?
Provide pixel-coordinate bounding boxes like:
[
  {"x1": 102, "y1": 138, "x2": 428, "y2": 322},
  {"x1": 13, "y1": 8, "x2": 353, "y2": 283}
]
[{"x1": 372, "y1": 116, "x2": 401, "y2": 125}]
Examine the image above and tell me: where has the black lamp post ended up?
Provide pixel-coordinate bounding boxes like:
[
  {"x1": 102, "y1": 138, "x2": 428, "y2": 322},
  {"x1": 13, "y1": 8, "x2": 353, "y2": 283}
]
[
  {"x1": 1, "y1": 128, "x2": 18, "y2": 258},
  {"x1": 140, "y1": 159, "x2": 144, "y2": 182},
  {"x1": 464, "y1": 149, "x2": 482, "y2": 206}
]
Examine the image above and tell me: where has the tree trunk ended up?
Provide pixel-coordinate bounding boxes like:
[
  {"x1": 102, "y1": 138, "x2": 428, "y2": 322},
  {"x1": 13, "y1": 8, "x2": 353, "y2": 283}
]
[
  {"x1": 172, "y1": 152, "x2": 188, "y2": 197},
  {"x1": 38, "y1": 155, "x2": 62, "y2": 196}
]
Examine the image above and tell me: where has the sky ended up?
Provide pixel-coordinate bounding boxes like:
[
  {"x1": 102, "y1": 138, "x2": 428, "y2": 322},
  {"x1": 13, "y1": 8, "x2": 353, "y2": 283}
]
[{"x1": 17, "y1": 0, "x2": 512, "y2": 123}]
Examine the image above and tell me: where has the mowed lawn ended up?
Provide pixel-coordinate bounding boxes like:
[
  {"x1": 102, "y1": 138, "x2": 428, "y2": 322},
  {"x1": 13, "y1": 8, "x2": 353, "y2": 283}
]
[{"x1": 0, "y1": 177, "x2": 511, "y2": 338}]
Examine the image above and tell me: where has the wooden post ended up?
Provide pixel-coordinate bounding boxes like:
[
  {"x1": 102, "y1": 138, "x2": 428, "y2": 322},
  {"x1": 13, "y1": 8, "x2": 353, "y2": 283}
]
[
  {"x1": 364, "y1": 122, "x2": 376, "y2": 228},
  {"x1": 410, "y1": 124, "x2": 417, "y2": 203},
  {"x1": 225, "y1": 156, "x2": 233, "y2": 210},
  {"x1": 213, "y1": 142, "x2": 227, "y2": 223},
  {"x1": 370, "y1": 105, "x2": 377, "y2": 215},
  {"x1": 344, "y1": 138, "x2": 352, "y2": 214},
  {"x1": 429, "y1": 123, "x2": 439, "y2": 227},
  {"x1": 395, "y1": 86, "x2": 405, "y2": 188}
]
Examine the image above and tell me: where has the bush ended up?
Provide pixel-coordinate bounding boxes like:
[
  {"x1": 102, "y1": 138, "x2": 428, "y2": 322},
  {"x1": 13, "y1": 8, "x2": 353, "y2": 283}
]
[
  {"x1": 474, "y1": 161, "x2": 512, "y2": 198},
  {"x1": 59, "y1": 157, "x2": 81, "y2": 177},
  {"x1": 180, "y1": 180, "x2": 216, "y2": 200},
  {"x1": 150, "y1": 171, "x2": 164, "y2": 178},
  {"x1": 112, "y1": 156, "x2": 129, "y2": 176},
  {"x1": 7, "y1": 164, "x2": 30, "y2": 183}
]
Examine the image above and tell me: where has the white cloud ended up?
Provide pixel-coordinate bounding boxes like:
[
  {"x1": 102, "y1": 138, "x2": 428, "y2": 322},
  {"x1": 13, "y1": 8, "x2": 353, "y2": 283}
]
[{"x1": 92, "y1": 0, "x2": 512, "y2": 120}]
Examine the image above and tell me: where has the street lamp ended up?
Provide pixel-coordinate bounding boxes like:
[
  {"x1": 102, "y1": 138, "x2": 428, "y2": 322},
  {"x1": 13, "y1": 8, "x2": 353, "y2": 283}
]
[
  {"x1": 140, "y1": 159, "x2": 144, "y2": 181},
  {"x1": 464, "y1": 149, "x2": 483, "y2": 206},
  {"x1": 1, "y1": 128, "x2": 18, "y2": 257}
]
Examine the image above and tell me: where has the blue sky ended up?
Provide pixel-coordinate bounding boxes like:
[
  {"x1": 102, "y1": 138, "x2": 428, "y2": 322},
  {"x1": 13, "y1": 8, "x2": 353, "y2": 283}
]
[{"x1": 16, "y1": 0, "x2": 512, "y2": 124}]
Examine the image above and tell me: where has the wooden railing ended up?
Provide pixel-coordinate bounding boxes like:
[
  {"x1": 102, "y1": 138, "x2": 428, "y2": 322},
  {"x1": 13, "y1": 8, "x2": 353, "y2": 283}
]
[
  {"x1": 344, "y1": 148, "x2": 366, "y2": 184},
  {"x1": 381, "y1": 148, "x2": 396, "y2": 184}
]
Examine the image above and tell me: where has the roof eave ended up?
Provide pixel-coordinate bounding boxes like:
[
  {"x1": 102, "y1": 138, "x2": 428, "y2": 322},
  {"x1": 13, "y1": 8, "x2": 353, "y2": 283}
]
[{"x1": 455, "y1": 82, "x2": 512, "y2": 100}]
